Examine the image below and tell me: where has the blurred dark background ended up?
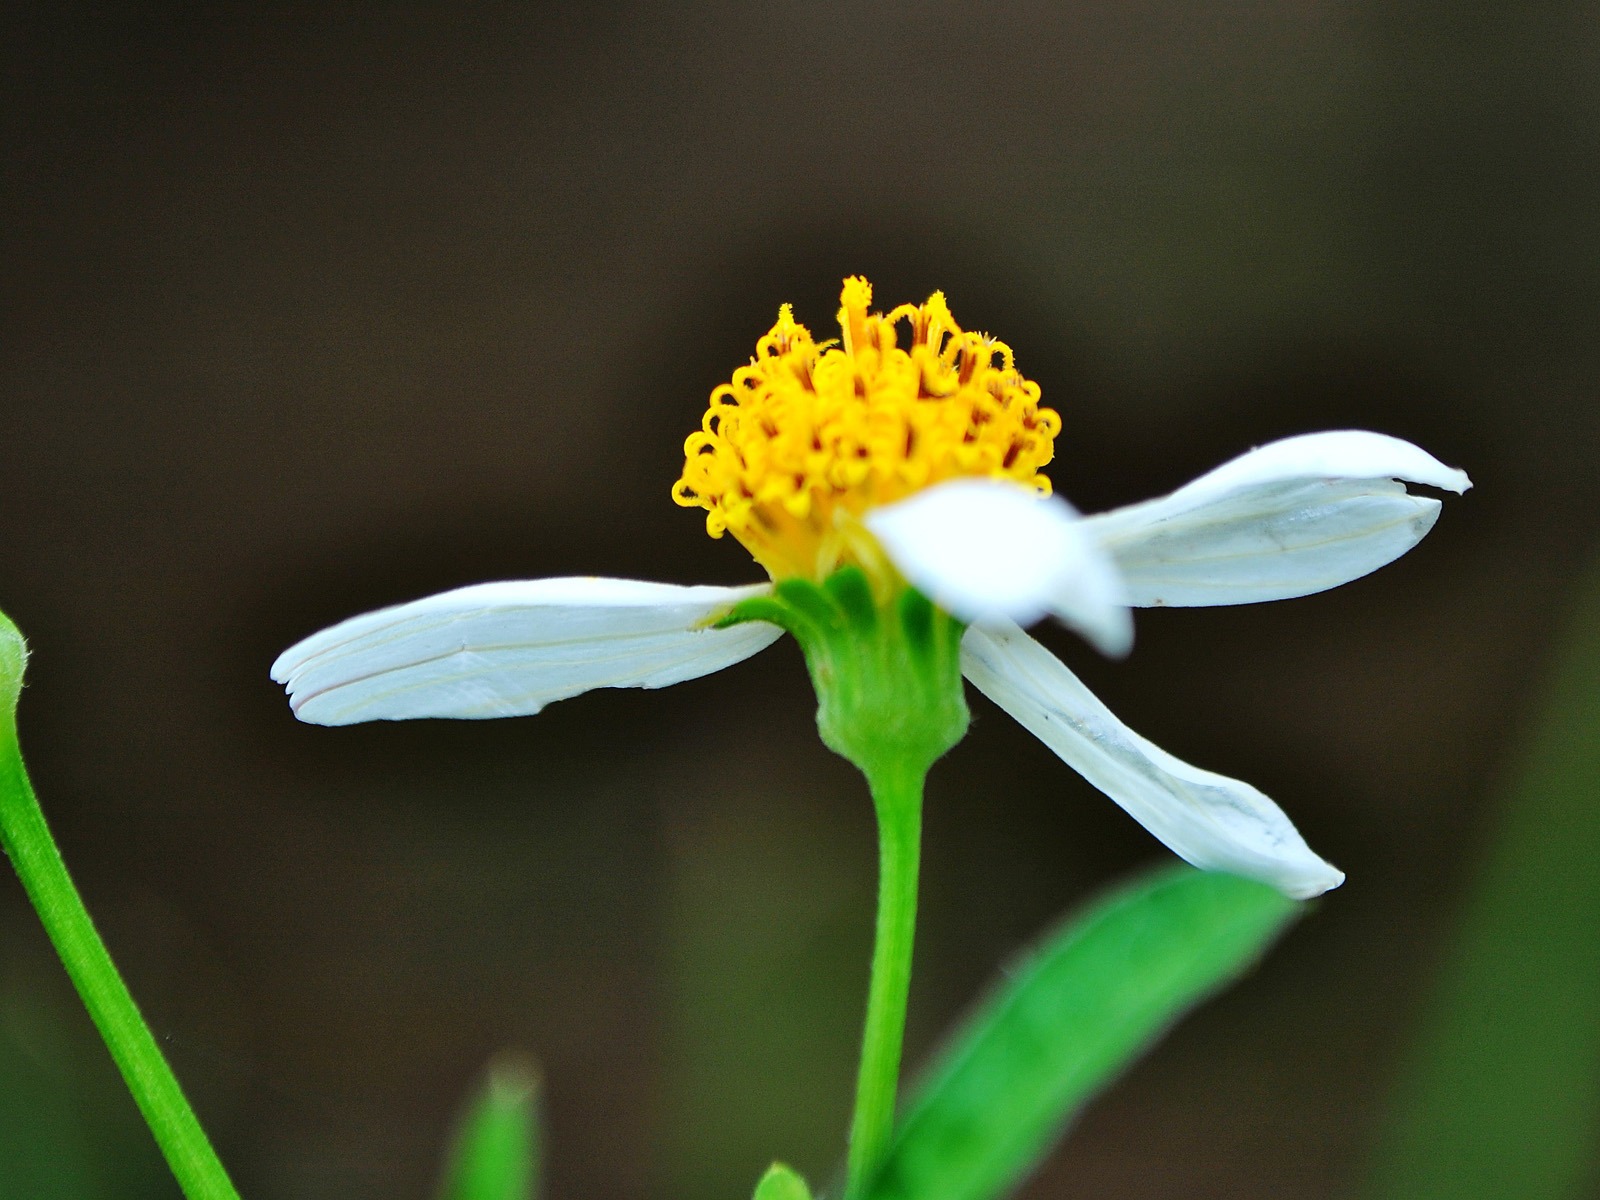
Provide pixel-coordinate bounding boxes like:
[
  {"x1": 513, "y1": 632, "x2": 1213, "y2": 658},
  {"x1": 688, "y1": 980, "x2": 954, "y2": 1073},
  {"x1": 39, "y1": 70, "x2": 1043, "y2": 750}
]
[{"x1": 3, "y1": 3, "x2": 1597, "y2": 1197}]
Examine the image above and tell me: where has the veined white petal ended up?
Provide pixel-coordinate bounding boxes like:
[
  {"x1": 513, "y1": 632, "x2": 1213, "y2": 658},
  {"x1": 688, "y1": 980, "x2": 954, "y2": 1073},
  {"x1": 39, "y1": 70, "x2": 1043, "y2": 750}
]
[
  {"x1": 1084, "y1": 430, "x2": 1471, "y2": 607},
  {"x1": 863, "y1": 479, "x2": 1134, "y2": 657},
  {"x1": 271, "y1": 578, "x2": 782, "y2": 726},
  {"x1": 960, "y1": 621, "x2": 1344, "y2": 899}
]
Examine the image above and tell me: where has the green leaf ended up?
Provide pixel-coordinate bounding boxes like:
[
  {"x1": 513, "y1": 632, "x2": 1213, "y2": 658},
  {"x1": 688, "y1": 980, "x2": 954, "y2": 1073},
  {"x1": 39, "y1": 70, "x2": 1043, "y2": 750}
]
[
  {"x1": 752, "y1": 1162, "x2": 814, "y2": 1200},
  {"x1": 862, "y1": 865, "x2": 1299, "y2": 1200},
  {"x1": 1364, "y1": 562, "x2": 1600, "y2": 1200},
  {"x1": 436, "y1": 1057, "x2": 541, "y2": 1200}
]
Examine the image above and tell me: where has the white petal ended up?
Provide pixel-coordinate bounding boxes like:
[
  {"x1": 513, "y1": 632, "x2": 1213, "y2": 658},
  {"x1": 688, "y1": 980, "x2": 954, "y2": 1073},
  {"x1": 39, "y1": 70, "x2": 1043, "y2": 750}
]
[
  {"x1": 271, "y1": 578, "x2": 783, "y2": 726},
  {"x1": 960, "y1": 621, "x2": 1344, "y2": 899},
  {"x1": 1083, "y1": 430, "x2": 1471, "y2": 607},
  {"x1": 863, "y1": 479, "x2": 1133, "y2": 657}
]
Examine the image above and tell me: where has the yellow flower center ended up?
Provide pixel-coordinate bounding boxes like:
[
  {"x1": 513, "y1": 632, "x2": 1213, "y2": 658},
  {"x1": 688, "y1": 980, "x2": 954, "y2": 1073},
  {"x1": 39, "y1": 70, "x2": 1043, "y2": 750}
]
[{"x1": 672, "y1": 276, "x2": 1062, "y2": 579}]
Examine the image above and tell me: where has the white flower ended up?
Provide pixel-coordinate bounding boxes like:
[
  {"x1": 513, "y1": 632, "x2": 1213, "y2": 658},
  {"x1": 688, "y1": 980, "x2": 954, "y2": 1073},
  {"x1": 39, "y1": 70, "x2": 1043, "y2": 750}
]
[
  {"x1": 273, "y1": 281, "x2": 1470, "y2": 900},
  {"x1": 273, "y1": 423, "x2": 1467, "y2": 901}
]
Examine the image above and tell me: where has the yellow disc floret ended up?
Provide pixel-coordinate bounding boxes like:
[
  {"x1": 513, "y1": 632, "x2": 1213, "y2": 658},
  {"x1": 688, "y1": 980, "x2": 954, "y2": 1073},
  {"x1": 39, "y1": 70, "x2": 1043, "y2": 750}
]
[{"x1": 672, "y1": 276, "x2": 1062, "y2": 579}]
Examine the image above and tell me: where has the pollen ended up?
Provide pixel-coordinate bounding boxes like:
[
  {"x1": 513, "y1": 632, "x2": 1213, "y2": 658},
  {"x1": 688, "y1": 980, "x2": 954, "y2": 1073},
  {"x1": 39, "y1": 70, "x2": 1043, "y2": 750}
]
[{"x1": 672, "y1": 277, "x2": 1062, "y2": 580}]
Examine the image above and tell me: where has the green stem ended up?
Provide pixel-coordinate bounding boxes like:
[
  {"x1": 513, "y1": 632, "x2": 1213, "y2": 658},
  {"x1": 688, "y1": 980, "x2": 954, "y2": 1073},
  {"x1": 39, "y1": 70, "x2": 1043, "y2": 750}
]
[
  {"x1": 727, "y1": 573, "x2": 965, "y2": 1196},
  {"x1": 846, "y1": 761, "x2": 924, "y2": 1197},
  {"x1": 0, "y1": 712, "x2": 241, "y2": 1200}
]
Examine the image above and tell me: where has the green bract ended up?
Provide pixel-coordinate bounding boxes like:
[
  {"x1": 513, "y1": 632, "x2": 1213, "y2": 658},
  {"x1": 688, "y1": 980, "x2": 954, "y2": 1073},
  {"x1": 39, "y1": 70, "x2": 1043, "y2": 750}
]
[
  {"x1": 0, "y1": 610, "x2": 25, "y2": 713},
  {"x1": 721, "y1": 567, "x2": 970, "y2": 782}
]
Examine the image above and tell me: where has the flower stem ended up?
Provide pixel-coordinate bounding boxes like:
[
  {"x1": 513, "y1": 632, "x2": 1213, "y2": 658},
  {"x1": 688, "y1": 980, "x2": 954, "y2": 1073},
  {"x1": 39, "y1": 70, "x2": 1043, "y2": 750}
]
[
  {"x1": 846, "y1": 760, "x2": 924, "y2": 1197},
  {"x1": 0, "y1": 709, "x2": 241, "y2": 1199},
  {"x1": 724, "y1": 574, "x2": 965, "y2": 1195}
]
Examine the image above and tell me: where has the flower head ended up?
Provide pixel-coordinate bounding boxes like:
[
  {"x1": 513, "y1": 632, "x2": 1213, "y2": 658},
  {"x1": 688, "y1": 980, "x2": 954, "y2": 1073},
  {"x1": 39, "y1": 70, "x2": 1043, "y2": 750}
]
[
  {"x1": 672, "y1": 277, "x2": 1060, "y2": 581},
  {"x1": 272, "y1": 277, "x2": 1471, "y2": 900}
]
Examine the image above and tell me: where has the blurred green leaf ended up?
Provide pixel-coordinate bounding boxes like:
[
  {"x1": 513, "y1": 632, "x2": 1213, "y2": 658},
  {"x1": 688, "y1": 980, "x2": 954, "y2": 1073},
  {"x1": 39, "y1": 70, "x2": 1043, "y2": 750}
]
[
  {"x1": 1365, "y1": 564, "x2": 1600, "y2": 1200},
  {"x1": 0, "y1": 965, "x2": 175, "y2": 1200},
  {"x1": 862, "y1": 865, "x2": 1299, "y2": 1200},
  {"x1": 436, "y1": 1057, "x2": 541, "y2": 1200},
  {"x1": 752, "y1": 1162, "x2": 813, "y2": 1200},
  {"x1": 0, "y1": 992, "x2": 104, "y2": 1200},
  {"x1": 662, "y1": 789, "x2": 871, "y2": 1200}
]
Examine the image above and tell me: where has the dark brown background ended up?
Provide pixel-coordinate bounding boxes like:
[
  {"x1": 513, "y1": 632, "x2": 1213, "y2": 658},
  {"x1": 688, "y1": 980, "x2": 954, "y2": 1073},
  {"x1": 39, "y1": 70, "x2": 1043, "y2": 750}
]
[{"x1": 3, "y1": 3, "x2": 1597, "y2": 1197}]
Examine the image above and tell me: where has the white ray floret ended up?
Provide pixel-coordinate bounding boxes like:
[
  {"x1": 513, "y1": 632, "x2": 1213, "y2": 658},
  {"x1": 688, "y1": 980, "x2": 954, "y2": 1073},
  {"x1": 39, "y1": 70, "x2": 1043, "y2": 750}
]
[
  {"x1": 863, "y1": 479, "x2": 1133, "y2": 657},
  {"x1": 273, "y1": 430, "x2": 1469, "y2": 899},
  {"x1": 960, "y1": 620, "x2": 1345, "y2": 899},
  {"x1": 271, "y1": 578, "x2": 782, "y2": 726},
  {"x1": 1084, "y1": 430, "x2": 1472, "y2": 607}
]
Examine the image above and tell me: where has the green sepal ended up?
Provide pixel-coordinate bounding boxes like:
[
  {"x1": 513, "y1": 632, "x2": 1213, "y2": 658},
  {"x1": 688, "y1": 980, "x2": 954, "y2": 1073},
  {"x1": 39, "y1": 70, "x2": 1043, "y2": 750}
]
[
  {"x1": 723, "y1": 568, "x2": 969, "y2": 782},
  {"x1": 436, "y1": 1057, "x2": 542, "y2": 1200},
  {"x1": 752, "y1": 1162, "x2": 815, "y2": 1200}
]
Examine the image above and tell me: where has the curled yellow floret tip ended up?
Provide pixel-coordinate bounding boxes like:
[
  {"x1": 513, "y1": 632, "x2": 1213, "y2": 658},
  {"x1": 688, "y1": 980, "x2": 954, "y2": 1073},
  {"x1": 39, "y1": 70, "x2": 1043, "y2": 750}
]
[{"x1": 672, "y1": 277, "x2": 1061, "y2": 580}]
